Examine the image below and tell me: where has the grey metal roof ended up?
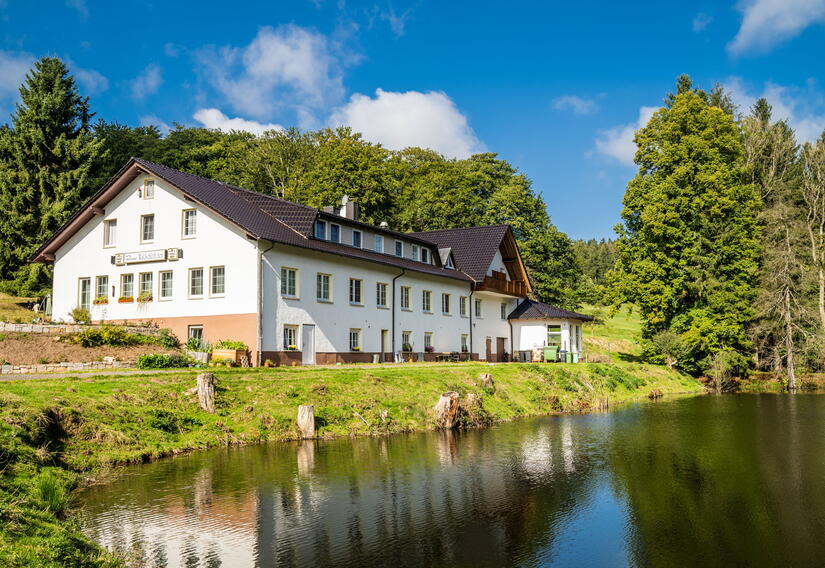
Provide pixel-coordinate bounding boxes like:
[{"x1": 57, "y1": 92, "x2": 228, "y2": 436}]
[{"x1": 508, "y1": 299, "x2": 593, "y2": 321}]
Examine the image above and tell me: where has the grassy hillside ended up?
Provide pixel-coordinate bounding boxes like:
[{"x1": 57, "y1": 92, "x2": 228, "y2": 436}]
[
  {"x1": 0, "y1": 293, "x2": 36, "y2": 323},
  {"x1": 0, "y1": 361, "x2": 701, "y2": 566},
  {"x1": 582, "y1": 304, "x2": 644, "y2": 361}
]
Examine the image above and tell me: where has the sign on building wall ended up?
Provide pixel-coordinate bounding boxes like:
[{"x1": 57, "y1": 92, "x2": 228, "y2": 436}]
[{"x1": 113, "y1": 248, "x2": 181, "y2": 265}]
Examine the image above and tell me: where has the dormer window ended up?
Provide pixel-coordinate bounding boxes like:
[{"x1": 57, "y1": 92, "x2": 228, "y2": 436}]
[
  {"x1": 412, "y1": 245, "x2": 419, "y2": 261},
  {"x1": 395, "y1": 240, "x2": 403, "y2": 257},
  {"x1": 421, "y1": 248, "x2": 429, "y2": 264},
  {"x1": 314, "y1": 220, "x2": 326, "y2": 239},
  {"x1": 352, "y1": 229, "x2": 362, "y2": 248},
  {"x1": 374, "y1": 235, "x2": 384, "y2": 253},
  {"x1": 330, "y1": 224, "x2": 341, "y2": 243},
  {"x1": 444, "y1": 255, "x2": 454, "y2": 269},
  {"x1": 143, "y1": 179, "x2": 155, "y2": 199}
]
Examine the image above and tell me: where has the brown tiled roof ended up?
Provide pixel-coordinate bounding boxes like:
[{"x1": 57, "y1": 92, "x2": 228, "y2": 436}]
[
  {"x1": 408, "y1": 225, "x2": 512, "y2": 282},
  {"x1": 34, "y1": 158, "x2": 472, "y2": 282},
  {"x1": 508, "y1": 299, "x2": 593, "y2": 321}
]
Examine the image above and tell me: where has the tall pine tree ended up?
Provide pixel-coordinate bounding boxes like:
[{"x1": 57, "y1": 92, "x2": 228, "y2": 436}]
[{"x1": 0, "y1": 57, "x2": 101, "y2": 292}]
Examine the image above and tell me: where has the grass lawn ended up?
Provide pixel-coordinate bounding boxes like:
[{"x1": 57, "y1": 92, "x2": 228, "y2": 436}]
[
  {"x1": 0, "y1": 293, "x2": 36, "y2": 323},
  {"x1": 581, "y1": 304, "x2": 644, "y2": 361}
]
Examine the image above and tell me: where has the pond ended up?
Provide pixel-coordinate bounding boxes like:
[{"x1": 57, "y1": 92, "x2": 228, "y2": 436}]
[{"x1": 77, "y1": 394, "x2": 825, "y2": 567}]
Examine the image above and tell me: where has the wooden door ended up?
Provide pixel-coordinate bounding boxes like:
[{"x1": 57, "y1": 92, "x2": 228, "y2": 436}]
[
  {"x1": 496, "y1": 337, "x2": 506, "y2": 362},
  {"x1": 485, "y1": 337, "x2": 492, "y2": 361}
]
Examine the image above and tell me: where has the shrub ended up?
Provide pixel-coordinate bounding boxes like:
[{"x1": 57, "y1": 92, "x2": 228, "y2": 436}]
[
  {"x1": 136, "y1": 354, "x2": 191, "y2": 369},
  {"x1": 186, "y1": 337, "x2": 212, "y2": 352},
  {"x1": 214, "y1": 339, "x2": 247, "y2": 350},
  {"x1": 70, "y1": 306, "x2": 91, "y2": 324},
  {"x1": 157, "y1": 328, "x2": 180, "y2": 348}
]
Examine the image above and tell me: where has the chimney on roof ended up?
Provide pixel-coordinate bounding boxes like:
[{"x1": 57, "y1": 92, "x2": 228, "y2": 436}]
[
  {"x1": 379, "y1": 221, "x2": 389, "y2": 229},
  {"x1": 324, "y1": 195, "x2": 361, "y2": 221}
]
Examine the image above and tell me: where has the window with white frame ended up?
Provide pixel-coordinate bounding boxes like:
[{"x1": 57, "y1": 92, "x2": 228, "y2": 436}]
[
  {"x1": 376, "y1": 282, "x2": 388, "y2": 307},
  {"x1": 141, "y1": 214, "x2": 154, "y2": 242},
  {"x1": 461, "y1": 334, "x2": 469, "y2": 353},
  {"x1": 182, "y1": 209, "x2": 197, "y2": 237},
  {"x1": 445, "y1": 255, "x2": 455, "y2": 269},
  {"x1": 103, "y1": 219, "x2": 117, "y2": 247},
  {"x1": 95, "y1": 275, "x2": 108, "y2": 300},
  {"x1": 143, "y1": 179, "x2": 155, "y2": 199},
  {"x1": 349, "y1": 328, "x2": 361, "y2": 351},
  {"x1": 189, "y1": 268, "x2": 204, "y2": 297},
  {"x1": 412, "y1": 244, "x2": 419, "y2": 261},
  {"x1": 352, "y1": 229, "x2": 362, "y2": 248},
  {"x1": 120, "y1": 273, "x2": 133, "y2": 298},
  {"x1": 349, "y1": 278, "x2": 362, "y2": 304},
  {"x1": 160, "y1": 271, "x2": 173, "y2": 299},
  {"x1": 188, "y1": 325, "x2": 203, "y2": 341},
  {"x1": 400, "y1": 286, "x2": 411, "y2": 309},
  {"x1": 547, "y1": 324, "x2": 562, "y2": 348},
  {"x1": 501, "y1": 302, "x2": 507, "y2": 320},
  {"x1": 422, "y1": 290, "x2": 432, "y2": 312},
  {"x1": 421, "y1": 248, "x2": 429, "y2": 264},
  {"x1": 374, "y1": 234, "x2": 384, "y2": 253},
  {"x1": 459, "y1": 296, "x2": 468, "y2": 317},
  {"x1": 424, "y1": 332, "x2": 433, "y2": 349},
  {"x1": 281, "y1": 267, "x2": 298, "y2": 298},
  {"x1": 210, "y1": 266, "x2": 225, "y2": 296},
  {"x1": 78, "y1": 277, "x2": 91, "y2": 310},
  {"x1": 314, "y1": 220, "x2": 326, "y2": 239},
  {"x1": 139, "y1": 272, "x2": 153, "y2": 297},
  {"x1": 442, "y1": 293, "x2": 451, "y2": 314},
  {"x1": 330, "y1": 223, "x2": 341, "y2": 243},
  {"x1": 395, "y1": 240, "x2": 403, "y2": 257},
  {"x1": 474, "y1": 298, "x2": 483, "y2": 318},
  {"x1": 283, "y1": 325, "x2": 298, "y2": 350},
  {"x1": 316, "y1": 273, "x2": 331, "y2": 302},
  {"x1": 401, "y1": 331, "x2": 412, "y2": 351}
]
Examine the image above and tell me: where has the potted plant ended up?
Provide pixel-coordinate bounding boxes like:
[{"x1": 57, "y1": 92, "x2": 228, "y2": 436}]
[
  {"x1": 424, "y1": 345, "x2": 435, "y2": 353},
  {"x1": 401, "y1": 343, "x2": 413, "y2": 352},
  {"x1": 118, "y1": 296, "x2": 134, "y2": 303},
  {"x1": 93, "y1": 295, "x2": 109, "y2": 305},
  {"x1": 213, "y1": 340, "x2": 248, "y2": 365},
  {"x1": 352, "y1": 346, "x2": 361, "y2": 352},
  {"x1": 137, "y1": 291, "x2": 152, "y2": 303},
  {"x1": 286, "y1": 344, "x2": 298, "y2": 351}
]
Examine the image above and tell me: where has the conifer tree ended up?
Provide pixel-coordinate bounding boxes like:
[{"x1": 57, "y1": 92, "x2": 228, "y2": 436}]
[{"x1": 0, "y1": 57, "x2": 101, "y2": 289}]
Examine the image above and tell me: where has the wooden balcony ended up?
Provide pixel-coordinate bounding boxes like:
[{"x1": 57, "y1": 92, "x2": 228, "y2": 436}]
[{"x1": 475, "y1": 273, "x2": 528, "y2": 297}]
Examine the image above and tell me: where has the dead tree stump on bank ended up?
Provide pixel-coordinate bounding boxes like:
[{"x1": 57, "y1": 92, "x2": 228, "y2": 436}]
[
  {"x1": 196, "y1": 373, "x2": 216, "y2": 413},
  {"x1": 297, "y1": 405, "x2": 315, "y2": 438},
  {"x1": 434, "y1": 392, "x2": 460, "y2": 429}
]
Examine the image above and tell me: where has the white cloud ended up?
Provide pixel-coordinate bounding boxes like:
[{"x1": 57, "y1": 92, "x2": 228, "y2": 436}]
[
  {"x1": 330, "y1": 88, "x2": 483, "y2": 158},
  {"x1": 197, "y1": 25, "x2": 346, "y2": 120},
  {"x1": 193, "y1": 108, "x2": 284, "y2": 135},
  {"x1": 593, "y1": 106, "x2": 658, "y2": 166},
  {"x1": 74, "y1": 66, "x2": 109, "y2": 95},
  {"x1": 553, "y1": 95, "x2": 598, "y2": 115},
  {"x1": 728, "y1": 0, "x2": 825, "y2": 55},
  {"x1": 0, "y1": 50, "x2": 33, "y2": 101},
  {"x1": 724, "y1": 76, "x2": 825, "y2": 142},
  {"x1": 692, "y1": 12, "x2": 713, "y2": 32},
  {"x1": 368, "y1": 4, "x2": 413, "y2": 37},
  {"x1": 139, "y1": 115, "x2": 171, "y2": 135},
  {"x1": 129, "y1": 64, "x2": 163, "y2": 100}
]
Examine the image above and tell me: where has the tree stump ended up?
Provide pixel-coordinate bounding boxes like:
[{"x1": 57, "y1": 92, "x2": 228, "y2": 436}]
[
  {"x1": 434, "y1": 391, "x2": 460, "y2": 429},
  {"x1": 297, "y1": 405, "x2": 315, "y2": 438},
  {"x1": 196, "y1": 373, "x2": 216, "y2": 413},
  {"x1": 478, "y1": 373, "x2": 494, "y2": 389},
  {"x1": 379, "y1": 409, "x2": 389, "y2": 424}
]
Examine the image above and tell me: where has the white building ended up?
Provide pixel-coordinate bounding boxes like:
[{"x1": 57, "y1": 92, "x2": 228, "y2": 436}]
[{"x1": 32, "y1": 158, "x2": 591, "y2": 365}]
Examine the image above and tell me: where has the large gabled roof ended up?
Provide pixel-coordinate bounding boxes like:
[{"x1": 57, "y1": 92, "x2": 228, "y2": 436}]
[
  {"x1": 31, "y1": 158, "x2": 473, "y2": 282},
  {"x1": 508, "y1": 299, "x2": 593, "y2": 321}
]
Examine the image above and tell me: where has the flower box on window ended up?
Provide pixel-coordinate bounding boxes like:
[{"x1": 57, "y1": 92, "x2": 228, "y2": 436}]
[
  {"x1": 93, "y1": 296, "x2": 109, "y2": 305},
  {"x1": 424, "y1": 346, "x2": 435, "y2": 353},
  {"x1": 352, "y1": 346, "x2": 361, "y2": 352},
  {"x1": 118, "y1": 296, "x2": 134, "y2": 303},
  {"x1": 286, "y1": 345, "x2": 298, "y2": 351},
  {"x1": 137, "y1": 292, "x2": 153, "y2": 303}
]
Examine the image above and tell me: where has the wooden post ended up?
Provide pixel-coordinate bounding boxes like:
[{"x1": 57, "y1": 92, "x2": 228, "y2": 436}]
[
  {"x1": 297, "y1": 405, "x2": 315, "y2": 438},
  {"x1": 196, "y1": 373, "x2": 216, "y2": 413},
  {"x1": 434, "y1": 391, "x2": 460, "y2": 429}
]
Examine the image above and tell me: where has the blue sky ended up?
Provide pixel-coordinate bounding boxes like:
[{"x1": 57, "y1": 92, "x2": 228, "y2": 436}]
[{"x1": 2, "y1": 0, "x2": 825, "y2": 239}]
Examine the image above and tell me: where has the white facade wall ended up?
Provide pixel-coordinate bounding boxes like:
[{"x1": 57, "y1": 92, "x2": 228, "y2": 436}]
[
  {"x1": 261, "y1": 245, "x2": 513, "y2": 357},
  {"x1": 512, "y1": 320, "x2": 585, "y2": 355},
  {"x1": 471, "y1": 291, "x2": 520, "y2": 357},
  {"x1": 52, "y1": 176, "x2": 259, "y2": 323}
]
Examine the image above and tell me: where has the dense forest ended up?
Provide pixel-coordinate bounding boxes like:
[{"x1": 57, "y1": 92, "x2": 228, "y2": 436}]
[{"x1": 2, "y1": 58, "x2": 822, "y2": 387}]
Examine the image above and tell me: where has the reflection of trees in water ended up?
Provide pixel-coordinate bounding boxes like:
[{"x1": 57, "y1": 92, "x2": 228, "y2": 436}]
[
  {"x1": 79, "y1": 417, "x2": 603, "y2": 567},
  {"x1": 607, "y1": 395, "x2": 825, "y2": 567}
]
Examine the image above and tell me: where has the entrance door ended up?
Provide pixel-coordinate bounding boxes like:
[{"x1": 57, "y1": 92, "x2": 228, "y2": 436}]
[
  {"x1": 301, "y1": 324, "x2": 315, "y2": 365},
  {"x1": 485, "y1": 337, "x2": 492, "y2": 361},
  {"x1": 496, "y1": 337, "x2": 507, "y2": 362},
  {"x1": 380, "y1": 329, "x2": 389, "y2": 362}
]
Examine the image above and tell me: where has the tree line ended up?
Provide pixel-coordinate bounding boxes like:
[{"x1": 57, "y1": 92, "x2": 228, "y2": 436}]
[
  {"x1": 0, "y1": 57, "x2": 583, "y2": 308},
  {"x1": 610, "y1": 75, "x2": 825, "y2": 388}
]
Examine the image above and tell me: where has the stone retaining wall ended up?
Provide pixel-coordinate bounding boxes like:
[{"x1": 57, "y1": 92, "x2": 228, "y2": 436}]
[
  {"x1": 0, "y1": 321, "x2": 160, "y2": 336},
  {"x1": 0, "y1": 356, "x2": 134, "y2": 375}
]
